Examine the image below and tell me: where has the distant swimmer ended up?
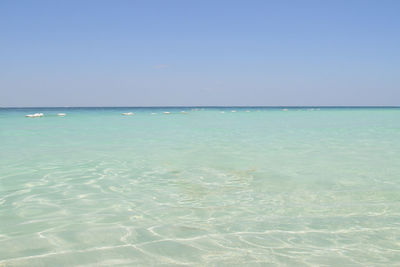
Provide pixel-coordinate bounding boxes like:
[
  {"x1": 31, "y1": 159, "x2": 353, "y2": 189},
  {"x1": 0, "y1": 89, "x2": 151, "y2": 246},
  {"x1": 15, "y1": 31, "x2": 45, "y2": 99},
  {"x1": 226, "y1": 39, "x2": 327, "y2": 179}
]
[{"x1": 122, "y1": 112, "x2": 134, "y2": 116}]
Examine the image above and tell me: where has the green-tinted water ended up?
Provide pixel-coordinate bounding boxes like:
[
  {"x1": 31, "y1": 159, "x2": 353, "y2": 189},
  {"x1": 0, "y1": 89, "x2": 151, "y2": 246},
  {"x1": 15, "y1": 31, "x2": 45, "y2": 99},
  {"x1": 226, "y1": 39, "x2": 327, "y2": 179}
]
[{"x1": 1, "y1": 107, "x2": 400, "y2": 266}]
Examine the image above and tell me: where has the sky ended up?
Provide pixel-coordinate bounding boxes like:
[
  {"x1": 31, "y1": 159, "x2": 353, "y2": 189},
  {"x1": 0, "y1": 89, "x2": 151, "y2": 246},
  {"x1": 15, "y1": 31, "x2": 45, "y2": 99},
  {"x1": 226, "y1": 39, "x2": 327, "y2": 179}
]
[{"x1": 1, "y1": 0, "x2": 399, "y2": 107}]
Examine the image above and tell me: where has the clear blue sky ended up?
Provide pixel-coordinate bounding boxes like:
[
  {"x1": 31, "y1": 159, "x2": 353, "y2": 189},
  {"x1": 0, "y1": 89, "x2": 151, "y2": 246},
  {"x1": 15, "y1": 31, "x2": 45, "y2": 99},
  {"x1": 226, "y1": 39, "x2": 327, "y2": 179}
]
[{"x1": 1, "y1": 0, "x2": 399, "y2": 107}]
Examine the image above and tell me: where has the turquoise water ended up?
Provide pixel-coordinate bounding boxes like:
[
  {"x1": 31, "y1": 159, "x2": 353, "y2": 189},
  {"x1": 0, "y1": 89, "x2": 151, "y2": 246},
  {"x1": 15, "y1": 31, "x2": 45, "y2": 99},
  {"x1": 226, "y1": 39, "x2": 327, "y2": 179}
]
[{"x1": 1, "y1": 107, "x2": 400, "y2": 266}]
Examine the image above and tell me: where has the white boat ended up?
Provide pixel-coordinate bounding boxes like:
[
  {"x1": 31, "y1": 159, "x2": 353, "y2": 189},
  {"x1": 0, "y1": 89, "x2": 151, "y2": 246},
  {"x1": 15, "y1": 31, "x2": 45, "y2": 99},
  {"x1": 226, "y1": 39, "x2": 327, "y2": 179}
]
[
  {"x1": 163, "y1": 112, "x2": 171, "y2": 114},
  {"x1": 58, "y1": 113, "x2": 66, "y2": 116},
  {"x1": 25, "y1": 113, "x2": 43, "y2": 118},
  {"x1": 122, "y1": 112, "x2": 134, "y2": 116}
]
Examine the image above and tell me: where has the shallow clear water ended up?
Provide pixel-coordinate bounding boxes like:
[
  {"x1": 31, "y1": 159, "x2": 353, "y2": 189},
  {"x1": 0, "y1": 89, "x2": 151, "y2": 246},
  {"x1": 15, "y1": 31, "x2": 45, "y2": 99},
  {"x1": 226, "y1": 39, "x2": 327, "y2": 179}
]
[{"x1": 0, "y1": 107, "x2": 400, "y2": 266}]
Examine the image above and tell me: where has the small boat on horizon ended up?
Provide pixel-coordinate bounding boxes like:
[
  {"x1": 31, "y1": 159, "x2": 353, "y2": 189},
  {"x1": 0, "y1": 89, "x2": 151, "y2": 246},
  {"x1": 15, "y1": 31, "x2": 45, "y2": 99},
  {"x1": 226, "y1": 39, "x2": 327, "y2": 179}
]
[{"x1": 25, "y1": 113, "x2": 43, "y2": 118}]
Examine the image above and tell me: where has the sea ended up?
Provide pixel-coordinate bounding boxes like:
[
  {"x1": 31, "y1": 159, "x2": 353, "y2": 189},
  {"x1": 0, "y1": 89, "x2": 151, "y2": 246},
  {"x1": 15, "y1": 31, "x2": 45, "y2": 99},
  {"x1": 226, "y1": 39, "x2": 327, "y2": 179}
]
[{"x1": 0, "y1": 107, "x2": 399, "y2": 266}]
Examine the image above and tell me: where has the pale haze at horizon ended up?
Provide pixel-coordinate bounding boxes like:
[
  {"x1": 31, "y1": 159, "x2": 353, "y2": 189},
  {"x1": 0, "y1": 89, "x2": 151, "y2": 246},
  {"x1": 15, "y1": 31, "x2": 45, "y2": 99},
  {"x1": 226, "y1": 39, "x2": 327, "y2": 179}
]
[{"x1": 1, "y1": 0, "x2": 399, "y2": 107}]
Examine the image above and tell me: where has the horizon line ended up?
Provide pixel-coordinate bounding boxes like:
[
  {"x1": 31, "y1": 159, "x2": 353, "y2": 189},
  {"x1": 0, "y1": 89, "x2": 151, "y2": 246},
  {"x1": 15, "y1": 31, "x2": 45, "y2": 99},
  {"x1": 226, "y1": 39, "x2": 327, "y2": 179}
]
[{"x1": 1, "y1": 105, "x2": 399, "y2": 109}]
